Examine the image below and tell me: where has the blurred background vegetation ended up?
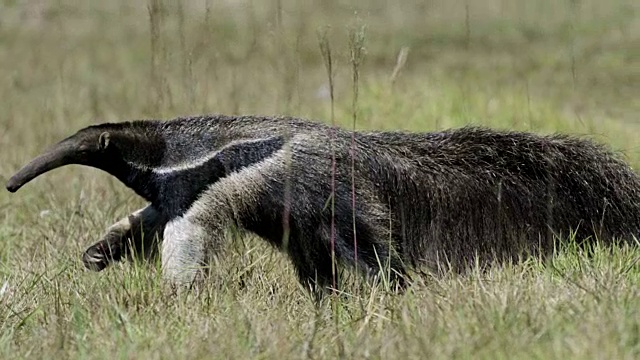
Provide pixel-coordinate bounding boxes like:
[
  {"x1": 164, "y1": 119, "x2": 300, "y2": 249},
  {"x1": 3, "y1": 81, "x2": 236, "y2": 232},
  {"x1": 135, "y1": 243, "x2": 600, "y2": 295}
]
[{"x1": 1, "y1": 1, "x2": 638, "y2": 137}]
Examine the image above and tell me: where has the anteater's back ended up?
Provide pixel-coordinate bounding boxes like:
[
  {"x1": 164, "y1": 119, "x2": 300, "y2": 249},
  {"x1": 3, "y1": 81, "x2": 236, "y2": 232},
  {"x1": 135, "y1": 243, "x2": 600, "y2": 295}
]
[
  {"x1": 212, "y1": 116, "x2": 640, "y2": 270},
  {"x1": 336, "y1": 126, "x2": 640, "y2": 271}
]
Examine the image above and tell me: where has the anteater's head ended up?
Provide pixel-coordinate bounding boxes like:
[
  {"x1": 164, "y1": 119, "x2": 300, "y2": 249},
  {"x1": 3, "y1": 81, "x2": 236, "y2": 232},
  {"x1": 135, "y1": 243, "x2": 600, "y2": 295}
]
[{"x1": 6, "y1": 121, "x2": 164, "y2": 193}]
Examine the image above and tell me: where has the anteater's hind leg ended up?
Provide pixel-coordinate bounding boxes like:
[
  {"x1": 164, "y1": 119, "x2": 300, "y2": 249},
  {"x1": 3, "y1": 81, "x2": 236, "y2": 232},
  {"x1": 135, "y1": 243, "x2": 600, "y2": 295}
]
[{"x1": 83, "y1": 205, "x2": 167, "y2": 271}]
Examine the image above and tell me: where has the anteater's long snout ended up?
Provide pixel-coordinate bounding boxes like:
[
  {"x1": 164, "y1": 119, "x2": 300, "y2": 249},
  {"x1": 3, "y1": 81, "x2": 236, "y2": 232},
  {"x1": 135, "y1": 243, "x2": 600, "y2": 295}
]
[{"x1": 6, "y1": 139, "x2": 82, "y2": 193}]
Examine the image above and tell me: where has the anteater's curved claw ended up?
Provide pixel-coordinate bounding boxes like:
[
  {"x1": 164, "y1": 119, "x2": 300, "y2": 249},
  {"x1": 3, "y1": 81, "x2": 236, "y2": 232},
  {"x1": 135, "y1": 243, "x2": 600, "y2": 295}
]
[
  {"x1": 82, "y1": 205, "x2": 167, "y2": 272},
  {"x1": 82, "y1": 245, "x2": 112, "y2": 272}
]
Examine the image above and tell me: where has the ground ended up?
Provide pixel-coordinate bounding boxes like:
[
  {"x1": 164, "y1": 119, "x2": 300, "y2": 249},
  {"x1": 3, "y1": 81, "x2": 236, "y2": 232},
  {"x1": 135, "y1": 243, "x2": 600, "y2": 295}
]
[{"x1": 0, "y1": 0, "x2": 639, "y2": 359}]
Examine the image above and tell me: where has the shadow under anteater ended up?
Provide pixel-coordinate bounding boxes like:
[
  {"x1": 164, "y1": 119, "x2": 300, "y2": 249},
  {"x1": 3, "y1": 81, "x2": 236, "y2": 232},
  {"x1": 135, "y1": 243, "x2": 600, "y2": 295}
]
[{"x1": 6, "y1": 114, "x2": 640, "y2": 295}]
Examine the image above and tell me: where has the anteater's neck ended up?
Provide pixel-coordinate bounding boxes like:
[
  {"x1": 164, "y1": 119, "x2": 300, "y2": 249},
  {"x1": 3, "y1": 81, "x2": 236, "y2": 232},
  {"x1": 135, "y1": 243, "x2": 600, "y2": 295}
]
[
  {"x1": 91, "y1": 116, "x2": 286, "y2": 214},
  {"x1": 97, "y1": 160, "x2": 159, "y2": 203},
  {"x1": 96, "y1": 122, "x2": 230, "y2": 215}
]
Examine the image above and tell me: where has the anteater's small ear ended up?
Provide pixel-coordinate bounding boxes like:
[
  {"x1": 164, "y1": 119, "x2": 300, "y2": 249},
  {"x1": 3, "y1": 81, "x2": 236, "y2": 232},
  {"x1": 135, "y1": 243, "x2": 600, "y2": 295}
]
[{"x1": 98, "y1": 132, "x2": 111, "y2": 150}]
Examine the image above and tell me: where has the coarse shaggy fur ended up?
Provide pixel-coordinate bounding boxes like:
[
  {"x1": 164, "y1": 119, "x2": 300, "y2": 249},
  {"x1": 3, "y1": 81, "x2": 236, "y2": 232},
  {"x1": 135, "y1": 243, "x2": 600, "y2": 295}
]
[{"x1": 7, "y1": 115, "x2": 640, "y2": 293}]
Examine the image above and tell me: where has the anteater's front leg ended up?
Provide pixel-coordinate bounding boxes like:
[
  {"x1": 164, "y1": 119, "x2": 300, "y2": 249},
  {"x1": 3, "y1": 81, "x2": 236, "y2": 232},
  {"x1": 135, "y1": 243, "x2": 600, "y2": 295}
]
[
  {"x1": 160, "y1": 182, "x2": 246, "y2": 289},
  {"x1": 83, "y1": 205, "x2": 168, "y2": 271},
  {"x1": 159, "y1": 164, "x2": 272, "y2": 289},
  {"x1": 161, "y1": 216, "x2": 212, "y2": 288}
]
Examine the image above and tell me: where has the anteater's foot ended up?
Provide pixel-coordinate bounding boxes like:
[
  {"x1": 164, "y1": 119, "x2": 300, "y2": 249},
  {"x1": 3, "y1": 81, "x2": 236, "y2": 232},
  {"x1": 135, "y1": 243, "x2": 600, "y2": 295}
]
[{"x1": 82, "y1": 238, "x2": 123, "y2": 272}]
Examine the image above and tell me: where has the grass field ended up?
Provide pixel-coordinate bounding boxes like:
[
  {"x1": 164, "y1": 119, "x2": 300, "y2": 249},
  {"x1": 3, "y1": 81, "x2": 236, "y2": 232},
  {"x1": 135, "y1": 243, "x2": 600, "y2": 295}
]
[{"x1": 1, "y1": 0, "x2": 639, "y2": 358}]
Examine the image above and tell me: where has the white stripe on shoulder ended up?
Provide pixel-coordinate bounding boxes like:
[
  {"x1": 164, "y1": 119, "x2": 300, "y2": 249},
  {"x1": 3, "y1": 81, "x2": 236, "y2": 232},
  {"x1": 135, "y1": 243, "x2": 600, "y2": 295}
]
[{"x1": 127, "y1": 137, "x2": 280, "y2": 175}]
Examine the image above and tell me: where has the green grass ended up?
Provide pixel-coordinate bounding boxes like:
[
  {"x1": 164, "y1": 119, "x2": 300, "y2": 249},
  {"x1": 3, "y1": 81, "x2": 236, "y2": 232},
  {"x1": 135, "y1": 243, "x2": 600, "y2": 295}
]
[{"x1": 1, "y1": 0, "x2": 639, "y2": 358}]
